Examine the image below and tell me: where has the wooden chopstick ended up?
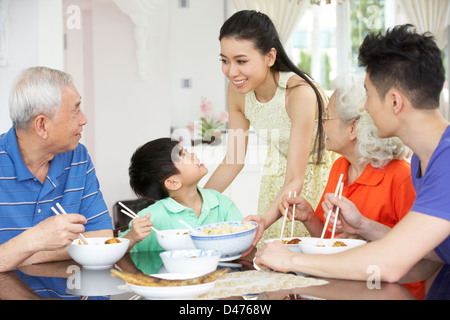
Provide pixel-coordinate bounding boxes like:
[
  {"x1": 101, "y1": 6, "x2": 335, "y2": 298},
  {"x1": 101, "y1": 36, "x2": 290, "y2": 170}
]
[
  {"x1": 290, "y1": 191, "x2": 297, "y2": 239},
  {"x1": 330, "y1": 182, "x2": 344, "y2": 240},
  {"x1": 51, "y1": 203, "x2": 89, "y2": 245},
  {"x1": 120, "y1": 209, "x2": 138, "y2": 220},
  {"x1": 279, "y1": 191, "x2": 292, "y2": 240},
  {"x1": 319, "y1": 173, "x2": 344, "y2": 245},
  {"x1": 118, "y1": 202, "x2": 139, "y2": 218}
]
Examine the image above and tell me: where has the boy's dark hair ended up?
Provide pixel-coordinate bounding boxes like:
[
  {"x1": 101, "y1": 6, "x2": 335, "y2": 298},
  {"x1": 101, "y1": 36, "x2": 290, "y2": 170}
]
[
  {"x1": 219, "y1": 10, "x2": 325, "y2": 164},
  {"x1": 358, "y1": 24, "x2": 445, "y2": 109},
  {"x1": 129, "y1": 138, "x2": 181, "y2": 201}
]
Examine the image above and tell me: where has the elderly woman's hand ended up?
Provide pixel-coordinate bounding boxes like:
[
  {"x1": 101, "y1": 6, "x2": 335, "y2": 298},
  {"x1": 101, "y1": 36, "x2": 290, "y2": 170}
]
[{"x1": 321, "y1": 193, "x2": 365, "y2": 235}]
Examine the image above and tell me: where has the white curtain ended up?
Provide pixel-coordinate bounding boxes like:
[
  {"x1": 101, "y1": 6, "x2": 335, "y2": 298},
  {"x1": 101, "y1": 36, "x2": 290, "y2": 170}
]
[
  {"x1": 398, "y1": 0, "x2": 450, "y2": 49},
  {"x1": 231, "y1": 0, "x2": 310, "y2": 45},
  {"x1": 398, "y1": 0, "x2": 450, "y2": 119}
]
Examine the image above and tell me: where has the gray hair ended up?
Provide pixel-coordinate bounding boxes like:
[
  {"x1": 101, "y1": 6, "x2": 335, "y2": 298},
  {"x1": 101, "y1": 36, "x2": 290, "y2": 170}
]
[
  {"x1": 9, "y1": 66, "x2": 74, "y2": 130},
  {"x1": 333, "y1": 73, "x2": 411, "y2": 168}
]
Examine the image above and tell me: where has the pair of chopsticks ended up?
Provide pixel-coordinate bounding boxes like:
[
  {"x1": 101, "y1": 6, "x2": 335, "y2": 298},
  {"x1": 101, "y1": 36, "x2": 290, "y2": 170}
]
[
  {"x1": 280, "y1": 190, "x2": 297, "y2": 240},
  {"x1": 51, "y1": 203, "x2": 89, "y2": 245},
  {"x1": 118, "y1": 202, "x2": 161, "y2": 235},
  {"x1": 319, "y1": 173, "x2": 344, "y2": 246}
]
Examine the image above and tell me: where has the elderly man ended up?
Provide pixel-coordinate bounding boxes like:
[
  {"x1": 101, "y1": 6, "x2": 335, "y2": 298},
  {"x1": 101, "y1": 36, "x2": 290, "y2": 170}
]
[{"x1": 0, "y1": 67, "x2": 112, "y2": 272}]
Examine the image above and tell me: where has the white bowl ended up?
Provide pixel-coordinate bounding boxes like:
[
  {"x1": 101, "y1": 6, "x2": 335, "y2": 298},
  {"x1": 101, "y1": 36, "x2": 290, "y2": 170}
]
[
  {"x1": 159, "y1": 249, "x2": 220, "y2": 275},
  {"x1": 67, "y1": 237, "x2": 129, "y2": 270},
  {"x1": 189, "y1": 221, "x2": 257, "y2": 260},
  {"x1": 156, "y1": 229, "x2": 196, "y2": 251},
  {"x1": 300, "y1": 237, "x2": 367, "y2": 254},
  {"x1": 264, "y1": 237, "x2": 306, "y2": 253}
]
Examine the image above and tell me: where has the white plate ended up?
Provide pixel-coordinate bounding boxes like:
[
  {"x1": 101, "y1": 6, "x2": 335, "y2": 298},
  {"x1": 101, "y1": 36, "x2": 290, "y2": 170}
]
[
  {"x1": 219, "y1": 253, "x2": 241, "y2": 262},
  {"x1": 126, "y1": 273, "x2": 215, "y2": 300}
]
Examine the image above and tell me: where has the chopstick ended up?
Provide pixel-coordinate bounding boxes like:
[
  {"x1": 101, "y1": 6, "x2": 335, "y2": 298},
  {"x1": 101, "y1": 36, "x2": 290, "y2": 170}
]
[
  {"x1": 280, "y1": 191, "x2": 292, "y2": 240},
  {"x1": 51, "y1": 203, "x2": 89, "y2": 245},
  {"x1": 118, "y1": 202, "x2": 138, "y2": 218},
  {"x1": 330, "y1": 182, "x2": 344, "y2": 240},
  {"x1": 118, "y1": 202, "x2": 162, "y2": 235},
  {"x1": 290, "y1": 191, "x2": 297, "y2": 239},
  {"x1": 319, "y1": 173, "x2": 344, "y2": 246},
  {"x1": 120, "y1": 209, "x2": 137, "y2": 220}
]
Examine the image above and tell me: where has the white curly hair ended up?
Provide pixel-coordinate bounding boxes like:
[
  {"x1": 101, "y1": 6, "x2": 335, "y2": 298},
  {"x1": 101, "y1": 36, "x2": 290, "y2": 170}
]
[{"x1": 332, "y1": 73, "x2": 411, "y2": 168}]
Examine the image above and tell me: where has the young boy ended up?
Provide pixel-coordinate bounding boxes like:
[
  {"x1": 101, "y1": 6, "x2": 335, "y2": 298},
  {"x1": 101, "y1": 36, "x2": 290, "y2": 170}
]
[{"x1": 121, "y1": 138, "x2": 243, "y2": 251}]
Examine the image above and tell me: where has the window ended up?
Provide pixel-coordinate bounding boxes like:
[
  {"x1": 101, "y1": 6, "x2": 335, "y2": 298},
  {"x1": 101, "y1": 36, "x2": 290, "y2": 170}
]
[{"x1": 288, "y1": 0, "x2": 394, "y2": 91}]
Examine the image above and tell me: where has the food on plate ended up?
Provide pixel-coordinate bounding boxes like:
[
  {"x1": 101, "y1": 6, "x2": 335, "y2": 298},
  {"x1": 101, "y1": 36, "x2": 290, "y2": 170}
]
[
  {"x1": 104, "y1": 238, "x2": 122, "y2": 244},
  {"x1": 282, "y1": 238, "x2": 301, "y2": 245},
  {"x1": 197, "y1": 222, "x2": 255, "y2": 236},
  {"x1": 315, "y1": 241, "x2": 347, "y2": 247},
  {"x1": 110, "y1": 268, "x2": 229, "y2": 287},
  {"x1": 332, "y1": 241, "x2": 347, "y2": 247}
]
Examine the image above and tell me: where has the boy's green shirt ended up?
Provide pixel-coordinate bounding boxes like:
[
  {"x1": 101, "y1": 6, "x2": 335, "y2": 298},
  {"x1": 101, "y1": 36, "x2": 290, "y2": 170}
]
[{"x1": 122, "y1": 187, "x2": 243, "y2": 252}]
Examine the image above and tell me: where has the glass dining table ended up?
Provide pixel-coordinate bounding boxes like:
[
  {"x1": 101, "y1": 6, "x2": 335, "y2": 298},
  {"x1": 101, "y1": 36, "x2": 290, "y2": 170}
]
[{"x1": 0, "y1": 248, "x2": 448, "y2": 302}]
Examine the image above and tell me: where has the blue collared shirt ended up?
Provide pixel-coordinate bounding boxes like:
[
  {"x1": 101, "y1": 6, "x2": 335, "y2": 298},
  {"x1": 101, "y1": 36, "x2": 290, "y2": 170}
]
[{"x1": 0, "y1": 127, "x2": 112, "y2": 245}]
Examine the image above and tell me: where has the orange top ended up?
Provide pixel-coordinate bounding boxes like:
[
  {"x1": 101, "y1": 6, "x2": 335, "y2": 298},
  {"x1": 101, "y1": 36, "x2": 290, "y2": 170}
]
[
  {"x1": 315, "y1": 157, "x2": 424, "y2": 299},
  {"x1": 315, "y1": 156, "x2": 416, "y2": 238}
]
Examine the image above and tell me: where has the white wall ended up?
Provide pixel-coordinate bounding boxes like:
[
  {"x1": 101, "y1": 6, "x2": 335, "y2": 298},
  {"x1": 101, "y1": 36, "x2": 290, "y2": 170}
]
[
  {"x1": 1, "y1": 0, "x2": 229, "y2": 216},
  {"x1": 0, "y1": 0, "x2": 64, "y2": 132},
  {"x1": 168, "y1": 0, "x2": 227, "y2": 130},
  {"x1": 62, "y1": 0, "x2": 228, "y2": 213}
]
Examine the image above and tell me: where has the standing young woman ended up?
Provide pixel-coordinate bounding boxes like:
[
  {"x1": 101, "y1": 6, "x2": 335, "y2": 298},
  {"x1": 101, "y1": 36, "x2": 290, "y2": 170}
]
[{"x1": 204, "y1": 10, "x2": 337, "y2": 246}]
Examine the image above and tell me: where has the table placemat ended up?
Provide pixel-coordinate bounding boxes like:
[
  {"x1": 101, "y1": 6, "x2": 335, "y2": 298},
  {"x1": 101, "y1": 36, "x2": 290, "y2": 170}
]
[{"x1": 197, "y1": 270, "x2": 328, "y2": 299}]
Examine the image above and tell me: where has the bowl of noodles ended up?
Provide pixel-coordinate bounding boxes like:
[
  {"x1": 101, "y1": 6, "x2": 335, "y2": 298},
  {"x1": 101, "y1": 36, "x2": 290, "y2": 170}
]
[
  {"x1": 299, "y1": 237, "x2": 367, "y2": 254},
  {"x1": 189, "y1": 221, "x2": 257, "y2": 261}
]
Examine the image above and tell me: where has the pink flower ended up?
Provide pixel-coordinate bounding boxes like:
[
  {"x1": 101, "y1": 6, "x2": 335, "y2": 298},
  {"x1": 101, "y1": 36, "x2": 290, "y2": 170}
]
[
  {"x1": 188, "y1": 121, "x2": 200, "y2": 132},
  {"x1": 218, "y1": 111, "x2": 229, "y2": 123},
  {"x1": 200, "y1": 99, "x2": 213, "y2": 116}
]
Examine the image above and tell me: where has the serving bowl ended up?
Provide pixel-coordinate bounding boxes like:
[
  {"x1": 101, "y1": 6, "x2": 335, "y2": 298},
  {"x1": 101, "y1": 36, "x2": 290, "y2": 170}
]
[
  {"x1": 189, "y1": 221, "x2": 257, "y2": 260},
  {"x1": 159, "y1": 249, "x2": 220, "y2": 275},
  {"x1": 156, "y1": 229, "x2": 196, "y2": 251},
  {"x1": 67, "y1": 237, "x2": 129, "y2": 270},
  {"x1": 264, "y1": 237, "x2": 306, "y2": 253},
  {"x1": 300, "y1": 237, "x2": 367, "y2": 254}
]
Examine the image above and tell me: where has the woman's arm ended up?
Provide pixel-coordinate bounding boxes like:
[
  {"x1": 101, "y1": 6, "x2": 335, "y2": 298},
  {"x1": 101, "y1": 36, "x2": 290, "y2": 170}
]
[
  {"x1": 258, "y1": 80, "x2": 318, "y2": 231},
  {"x1": 256, "y1": 211, "x2": 450, "y2": 283},
  {"x1": 204, "y1": 83, "x2": 250, "y2": 192}
]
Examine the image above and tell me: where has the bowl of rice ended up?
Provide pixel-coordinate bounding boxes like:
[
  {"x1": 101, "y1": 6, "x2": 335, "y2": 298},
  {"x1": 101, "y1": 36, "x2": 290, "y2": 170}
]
[{"x1": 189, "y1": 221, "x2": 257, "y2": 261}]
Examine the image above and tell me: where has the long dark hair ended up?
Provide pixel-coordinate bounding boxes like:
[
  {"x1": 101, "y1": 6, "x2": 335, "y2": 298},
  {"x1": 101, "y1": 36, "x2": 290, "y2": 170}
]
[{"x1": 219, "y1": 10, "x2": 325, "y2": 164}]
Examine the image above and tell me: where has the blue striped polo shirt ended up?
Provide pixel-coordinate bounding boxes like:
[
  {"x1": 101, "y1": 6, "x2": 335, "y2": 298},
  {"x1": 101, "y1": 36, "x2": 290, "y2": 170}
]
[{"x1": 0, "y1": 127, "x2": 112, "y2": 245}]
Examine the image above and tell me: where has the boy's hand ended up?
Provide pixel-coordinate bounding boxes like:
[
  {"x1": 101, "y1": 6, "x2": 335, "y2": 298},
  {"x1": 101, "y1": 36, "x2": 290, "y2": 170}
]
[{"x1": 128, "y1": 213, "x2": 152, "y2": 244}]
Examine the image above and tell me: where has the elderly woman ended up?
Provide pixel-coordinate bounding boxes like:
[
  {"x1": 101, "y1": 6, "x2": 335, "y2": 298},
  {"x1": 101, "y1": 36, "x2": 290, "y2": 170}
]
[
  {"x1": 278, "y1": 72, "x2": 424, "y2": 299},
  {"x1": 280, "y1": 72, "x2": 415, "y2": 241}
]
